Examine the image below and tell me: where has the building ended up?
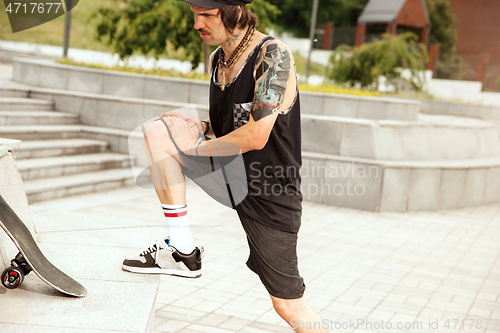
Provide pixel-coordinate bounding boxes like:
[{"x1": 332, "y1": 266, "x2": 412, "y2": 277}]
[
  {"x1": 354, "y1": 0, "x2": 438, "y2": 72},
  {"x1": 447, "y1": 0, "x2": 500, "y2": 90},
  {"x1": 355, "y1": 0, "x2": 430, "y2": 47}
]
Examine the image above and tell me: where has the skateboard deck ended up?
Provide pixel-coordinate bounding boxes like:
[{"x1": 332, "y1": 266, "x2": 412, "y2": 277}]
[{"x1": 0, "y1": 194, "x2": 87, "y2": 297}]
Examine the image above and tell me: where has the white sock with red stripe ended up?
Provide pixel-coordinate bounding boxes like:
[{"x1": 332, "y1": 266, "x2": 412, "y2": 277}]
[{"x1": 161, "y1": 204, "x2": 195, "y2": 254}]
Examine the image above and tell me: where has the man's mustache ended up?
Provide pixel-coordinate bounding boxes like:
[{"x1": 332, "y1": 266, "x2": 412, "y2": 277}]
[{"x1": 198, "y1": 29, "x2": 210, "y2": 34}]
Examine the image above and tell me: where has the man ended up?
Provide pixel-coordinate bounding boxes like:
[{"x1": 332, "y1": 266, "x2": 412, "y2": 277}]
[{"x1": 123, "y1": 1, "x2": 329, "y2": 331}]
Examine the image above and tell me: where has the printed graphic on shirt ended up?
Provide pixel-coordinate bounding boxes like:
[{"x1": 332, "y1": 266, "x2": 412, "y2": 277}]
[
  {"x1": 251, "y1": 43, "x2": 291, "y2": 121},
  {"x1": 233, "y1": 102, "x2": 252, "y2": 129}
]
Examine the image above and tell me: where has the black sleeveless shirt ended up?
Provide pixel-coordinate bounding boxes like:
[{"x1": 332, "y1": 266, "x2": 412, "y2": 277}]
[{"x1": 209, "y1": 36, "x2": 302, "y2": 233}]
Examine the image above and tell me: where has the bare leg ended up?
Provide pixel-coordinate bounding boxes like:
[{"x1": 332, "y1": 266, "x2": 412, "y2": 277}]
[
  {"x1": 143, "y1": 120, "x2": 186, "y2": 205},
  {"x1": 121, "y1": 119, "x2": 199, "y2": 274},
  {"x1": 140, "y1": 119, "x2": 199, "y2": 254},
  {"x1": 271, "y1": 294, "x2": 330, "y2": 333}
]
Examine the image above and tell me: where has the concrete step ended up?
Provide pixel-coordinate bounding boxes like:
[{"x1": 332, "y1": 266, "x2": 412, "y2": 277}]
[
  {"x1": 0, "y1": 63, "x2": 12, "y2": 83},
  {"x1": 0, "y1": 124, "x2": 141, "y2": 157},
  {"x1": 301, "y1": 151, "x2": 500, "y2": 212},
  {"x1": 0, "y1": 110, "x2": 80, "y2": 125},
  {"x1": 0, "y1": 84, "x2": 28, "y2": 98},
  {"x1": 301, "y1": 90, "x2": 420, "y2": 120},
  {"x1": 15, "y1": 139, "x2": 109, "y2": 159},
  {"x1": 16, "y1": 153, "x2": 133, "y2": 180},
  {"x1": 0, "y1": 97, "x2": 54, "y2": 111},
  {"x1": 302, "y1": 113, "x2": 500, "y2": 160},
  {"x1": 1, "y1": 208, "x2": 160, "y2": 332},
  {"x1": 24, "y1": 168, "x2": 139, "y2": 203},
  {"x1": 420, "y1": 98, "x2": 500, "y2": 133},
  {"x1": 0, "y1": 83, "x2": 209, "y2": 131},
  {"x1": 0, "y1": 125, "x2": 82, "y2": 140}
]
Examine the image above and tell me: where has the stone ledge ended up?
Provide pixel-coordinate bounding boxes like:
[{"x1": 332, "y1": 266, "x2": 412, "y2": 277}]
[
  {"x1": 0, "y1": 146, "x2": 7, "y2": 158},
  {"x1": 301, "y1": 152, "x2": 500, "y2": 212},
  {"x1": 0, "y1": 138, "x2": 22, "y2": 151},
  {"x1": 303, "y1": 151, "x2": 500, "y2": 169},
  {"x1": 0, "y1": 84, "x2": 209, "y2": 131},
  {"x1": 300, "y1": 89, "x2": 420, "y2": 120},
  {"x1": 11, "y1": 57, "x2": 421, "y2": 121},
  {"x1": 301, "y1": 114, "x2": 500, "y2": 160},
  {"x1": 302, "y1": 113, "x2": 497, "y2": 129},
  {"x1": 420, "y1": 98, "x2": 500, "y2": 116},
  {"x1": 418, "y1": 98, "x2": 500, "y2": 132},
  {"x1": 1, "y1": 208, "x2": 161, "y2": 333},
  {"x1": 12, "y1": 57, "x2": 210, "y2": 105},
  {"x1": 0, "y1": 151, "x2": 36, "y2": 268},
  {"x1": 0, "y1": 125, "x2": 143, "y2": 165}
]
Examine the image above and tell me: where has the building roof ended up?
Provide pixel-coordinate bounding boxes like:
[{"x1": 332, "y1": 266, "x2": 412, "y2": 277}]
[{"x1": 358, "y1": 0, "x2": 428, "y2": 24}]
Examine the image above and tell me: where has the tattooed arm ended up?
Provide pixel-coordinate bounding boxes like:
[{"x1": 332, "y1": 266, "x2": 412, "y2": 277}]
[
  {"x1": 176, "y1": 40, "x2": 296, "y2": 155},
  {"x1": 251, "y1": 41, "x2": 293, "y2": 121},
  {"x1": 218, "y1": 40, "x2": 295, "y2": 151}
]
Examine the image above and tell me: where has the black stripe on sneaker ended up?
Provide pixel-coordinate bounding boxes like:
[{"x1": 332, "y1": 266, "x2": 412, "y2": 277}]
[{"x1": 123, "y1": 254, "x2": 160, "y2": 268}]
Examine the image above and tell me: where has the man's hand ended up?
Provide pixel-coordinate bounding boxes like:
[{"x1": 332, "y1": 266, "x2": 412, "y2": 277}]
[
  {"x1": 162, "y1": 116, "x2": 201, "y2": 153},
  {"x1": 157, "y1": 111, "x2": 188, "y2": 121},
  {"x1": 157, "y1": 112, "x2": 203, "y2": 134}
]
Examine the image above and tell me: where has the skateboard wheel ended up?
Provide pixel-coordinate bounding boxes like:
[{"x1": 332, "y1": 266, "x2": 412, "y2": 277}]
[{"x1": 1, "y1": 267, "x2": 24, "y2": 289}]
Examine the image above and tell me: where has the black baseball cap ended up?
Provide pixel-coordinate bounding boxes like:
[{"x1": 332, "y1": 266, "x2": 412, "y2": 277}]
[{"x1": 182, "y1": 0, "x2": 254, "y2": 8}]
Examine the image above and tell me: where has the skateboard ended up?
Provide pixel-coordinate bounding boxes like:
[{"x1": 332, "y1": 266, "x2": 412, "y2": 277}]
[{"x1": 0, "y1": 194, "x2": 87, "y2": 297}]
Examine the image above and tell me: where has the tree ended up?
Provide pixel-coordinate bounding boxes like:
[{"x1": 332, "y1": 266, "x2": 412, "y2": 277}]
[
  {"x1": 329, "y1": 33, "x2": 428, "y2": 91},
  {"x1": 269, "y1": 0, "x2": 369, "y2": 38},
  {"x1": 426, "y1": 0, "x2": 461, "y2": 79},
  {"x1": 90, "y1": 0, "x2": 279, "y2": 69}
]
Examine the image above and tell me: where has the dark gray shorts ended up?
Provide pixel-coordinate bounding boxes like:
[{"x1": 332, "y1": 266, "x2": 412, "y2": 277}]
[
  {"x1": 237, "y1": 209, "x2": 305, "y2": 299},
  {"x1": 158, "y1": 118, "x2": 305, "y2": 299},
  {"x1": 156, "y1": 118, "x2": 247, "y2": 209}
]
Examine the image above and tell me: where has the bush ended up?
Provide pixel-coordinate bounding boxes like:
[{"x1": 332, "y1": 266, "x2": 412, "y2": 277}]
[
  {"x1": 435, "y1": 54, "x2": 463, "y2": 80},
  {"x1": 89, "y1": 0, "x2": 278, "y2": 70},
  {"x1": 328, "y1": 33, "x2": 428, "y2": 91}
]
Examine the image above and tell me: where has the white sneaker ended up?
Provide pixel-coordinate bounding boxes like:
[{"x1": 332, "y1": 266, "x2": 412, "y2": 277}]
[{"x1": 122, "y1": 238, "x2": 203, "y2": 278}]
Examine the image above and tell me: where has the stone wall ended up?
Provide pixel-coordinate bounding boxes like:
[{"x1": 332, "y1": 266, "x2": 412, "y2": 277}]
[
  {"x1": 301, "y1": 152, "x2": 500, "y2": 212},
  {"x1": 419, "y1": 99, "x2": 500, "y2": 132},
  {"x1": 0, "y1": 139, "x2": 36, "y2": 268},
  {"x1": 12, "y1": 57, "x2": 421, "y2": 121}
]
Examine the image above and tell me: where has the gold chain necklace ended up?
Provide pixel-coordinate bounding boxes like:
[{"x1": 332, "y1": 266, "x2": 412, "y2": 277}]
[{"x1": 218, "y1": 25, "x2": 255, "y2": 91}]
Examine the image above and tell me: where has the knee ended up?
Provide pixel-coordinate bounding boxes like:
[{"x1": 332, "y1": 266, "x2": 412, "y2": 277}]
[
  {"x1": 143, "y1": 120, "x2": 172, "y2": 152},
  {"x1": 144, "y1": 120, "x2": 168, "y2": 142}
]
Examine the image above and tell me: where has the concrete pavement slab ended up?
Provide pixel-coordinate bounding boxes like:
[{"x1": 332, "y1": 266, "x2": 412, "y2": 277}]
[
  {"x1": 23, "y1": 184, "x2": 500, "y2": 333},
  {"x1": 1, "y1": 200, "x2": 161, "y2": 332}
]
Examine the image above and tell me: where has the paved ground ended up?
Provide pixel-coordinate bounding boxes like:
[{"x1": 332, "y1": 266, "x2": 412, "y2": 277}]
[{"x1": 32, "y1": 181, "x2": 500, "y2": 333}]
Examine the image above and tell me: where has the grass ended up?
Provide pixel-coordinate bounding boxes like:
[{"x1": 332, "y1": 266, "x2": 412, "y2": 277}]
[
  {"x1": 0, "y1": 0, "x2": 116, "y2": 52},
  {"x1": 293, "y1": 52, "x2": 328, "y2": 77},
  {"x1": 299, "y1": 84, "x2": 384, "y2": 97},
  {"x1": 57, "y1": 58, "x2": 210, "y2": 80},
  {"x1": 0, "y1": 0, "x2": 198, "y2": 61}
]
